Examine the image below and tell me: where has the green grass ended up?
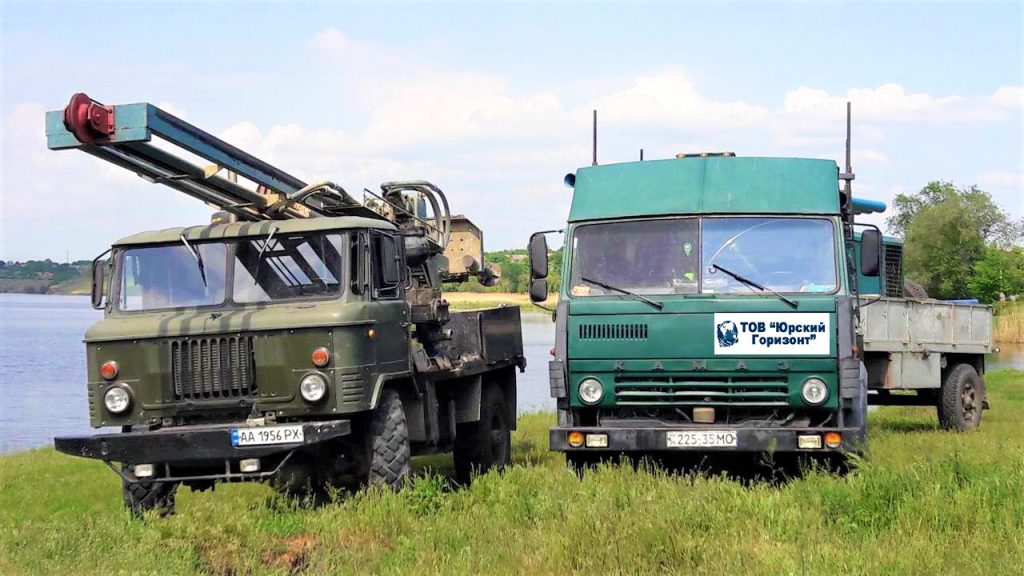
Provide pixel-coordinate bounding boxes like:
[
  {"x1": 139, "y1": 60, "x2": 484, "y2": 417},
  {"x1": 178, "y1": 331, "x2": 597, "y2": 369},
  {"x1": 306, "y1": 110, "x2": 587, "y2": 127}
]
[{"x1": 3, "y1": 372, "x2": 1023, "y2": 575}]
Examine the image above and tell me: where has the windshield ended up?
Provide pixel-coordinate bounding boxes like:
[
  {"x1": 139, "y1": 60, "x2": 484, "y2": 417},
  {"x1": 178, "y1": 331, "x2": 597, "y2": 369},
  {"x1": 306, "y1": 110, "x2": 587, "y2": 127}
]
[
  {"x1": 569, "y1": 217, "x2": 837, "y2": 297},
  {"x1": 233, "y1": 233, "x2": 344, "y2": 302},
  {"x1": 702, "y1": 218, "x2": 836, "y2": 293},
  {"x1": 118, "y1": 232, "x2": 345, "y2": 312},
  {"x1": 570, "y1": 219, "x2": 700, "y2": 296},
  {"x1": 121, "y1": 244, "x2": 227, "y2": 311}
]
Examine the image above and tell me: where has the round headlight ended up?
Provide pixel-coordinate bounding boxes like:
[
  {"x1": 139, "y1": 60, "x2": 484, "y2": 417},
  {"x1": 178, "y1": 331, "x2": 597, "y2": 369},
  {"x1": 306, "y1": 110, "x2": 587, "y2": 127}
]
[
  {"x1": 802, "y1": 377, "x2": 829, "y2": 405},
  {"x1": 104, "y1": 386, "x2": 131, "y2": 414},
  {"x1": 300, "y1": 374, "x2": 327, "y2": 403},
  {"x1": 578, "y1": 378, "x2": 604, "y2": 405}
]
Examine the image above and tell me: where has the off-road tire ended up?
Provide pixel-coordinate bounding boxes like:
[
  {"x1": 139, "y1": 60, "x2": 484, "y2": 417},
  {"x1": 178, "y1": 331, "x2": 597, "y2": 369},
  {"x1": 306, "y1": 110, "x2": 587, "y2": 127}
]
[
  {"x1": 368, "y1": 389, "x2": 411, "y2": 490},
  {"x1": 122, "y1": 470, "x2": 177, "y2": 517},
  {"x1": 904, "y1": 279, "x2": 929, "y2": 299},
  {"x1": 453, "y1": 384, "x2": 512, "y2": 484},
  {"x1": 938, "y1": 363, "x2": 983, "y2": 431}
]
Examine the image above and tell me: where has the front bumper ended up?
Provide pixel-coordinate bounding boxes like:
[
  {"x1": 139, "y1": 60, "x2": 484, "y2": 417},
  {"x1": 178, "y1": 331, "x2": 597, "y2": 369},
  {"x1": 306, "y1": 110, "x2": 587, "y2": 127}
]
[
  {"x1": 550, "y1": 426, "x2": 865, "y2": 454},
  {"x1": 55, "y1": 420, "x2": 351, "y2": 470}
]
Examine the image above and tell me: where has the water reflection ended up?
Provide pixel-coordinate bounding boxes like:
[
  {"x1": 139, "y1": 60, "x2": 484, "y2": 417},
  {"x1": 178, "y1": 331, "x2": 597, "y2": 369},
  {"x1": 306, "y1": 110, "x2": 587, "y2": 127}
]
[{"x1": 989, "y1": 342, "x2": 1024, "y2": 371}]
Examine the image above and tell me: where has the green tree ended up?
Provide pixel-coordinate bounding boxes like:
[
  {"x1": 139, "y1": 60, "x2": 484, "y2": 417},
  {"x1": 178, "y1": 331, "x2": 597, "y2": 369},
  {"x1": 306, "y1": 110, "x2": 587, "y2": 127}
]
[
  {"x1": 967, "y1": 247, "x2": 1024, "y2": 303},
  {"x1": 889, "y1": 181, "x2": 1023, "y2": 248},
  {"x1": 891, "y1": 181, "x2": 1023, "y2": 299}
]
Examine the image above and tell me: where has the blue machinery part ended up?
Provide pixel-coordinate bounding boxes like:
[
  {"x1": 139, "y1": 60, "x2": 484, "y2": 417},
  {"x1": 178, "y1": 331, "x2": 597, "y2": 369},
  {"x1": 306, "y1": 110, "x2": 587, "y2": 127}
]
[
  {"x1": 851, "y1": 197, "x2": 887, "y2": 215},
  {"x1": 46, "y1": 93, "x2": 372, "y2": 222}
]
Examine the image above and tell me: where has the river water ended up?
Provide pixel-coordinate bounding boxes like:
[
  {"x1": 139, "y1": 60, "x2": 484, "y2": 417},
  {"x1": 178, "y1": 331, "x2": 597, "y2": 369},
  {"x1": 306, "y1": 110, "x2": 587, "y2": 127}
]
[{"x1": 1, "y1": 293, "x2": 1021, "y2": 454}]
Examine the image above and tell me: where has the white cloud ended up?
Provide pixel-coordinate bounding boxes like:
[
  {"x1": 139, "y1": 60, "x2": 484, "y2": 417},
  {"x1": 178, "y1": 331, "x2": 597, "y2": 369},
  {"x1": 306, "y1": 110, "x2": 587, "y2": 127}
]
[
  {"x1": 585, "y1": 70, "x2": 770, "y2": 130},
  {"x1": 991, "y1": 86, "x2": 1024, "y2": 109},
  {"x1": 977, "y1": 170, "x2": 1024, "y2": 219},
  {"x1": 858, "y1": 148, "x2": 890, "y2": 166},
  {"x1": 978, "y1": 170, "x2": 1024, "y2": 189},
  {"x1": 4, "y1": 29, "x2": 1019, "y2": 260},
  {"x1": 781, "y1": 83, "x2": 1002, "y2": 123}
]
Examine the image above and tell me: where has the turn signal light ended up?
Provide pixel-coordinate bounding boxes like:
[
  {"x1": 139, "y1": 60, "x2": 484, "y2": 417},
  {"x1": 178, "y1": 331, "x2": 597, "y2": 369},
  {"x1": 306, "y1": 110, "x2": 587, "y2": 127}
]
[
  {"x1": 824, "y1": 432, "x2": 843, "y2": 448},
  {"x1": 567, "y1": 431, "x2": 585, "y2": 447},
  {"x1": 311, "y1": 347, "x2": 330, "y2": 368},
  {"x1": 100, "y1": 361, "x2": 118, "y2": 380}
]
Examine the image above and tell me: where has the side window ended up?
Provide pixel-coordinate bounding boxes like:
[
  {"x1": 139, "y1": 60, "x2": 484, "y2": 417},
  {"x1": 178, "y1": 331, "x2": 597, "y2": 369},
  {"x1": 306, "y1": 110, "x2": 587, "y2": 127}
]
[{"x1": 371, "y1": 232, "x2": 402, "y2": 299}]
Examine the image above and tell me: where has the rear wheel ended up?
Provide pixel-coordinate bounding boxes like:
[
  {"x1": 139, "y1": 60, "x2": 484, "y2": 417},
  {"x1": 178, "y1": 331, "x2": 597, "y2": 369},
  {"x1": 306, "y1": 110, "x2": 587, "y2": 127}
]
[
  {"x1": 368, "y1": 389, "x2": 411, "y2": 490},
  {"x1": 122, "y1": 468, "x2": 177, "y2": 517},
  {"x1": 938, "y1": 363, "x2": 982, "y2": 431},
  {"x1": 454, "y1": 384, "x2": 512, "y2": 484}
]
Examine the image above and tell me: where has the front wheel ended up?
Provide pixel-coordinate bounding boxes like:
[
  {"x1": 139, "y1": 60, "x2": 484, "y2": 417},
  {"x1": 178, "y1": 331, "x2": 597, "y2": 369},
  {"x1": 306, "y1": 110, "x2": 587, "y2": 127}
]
[
  {"x1": 937, "y1": 363, "x2": 983, "y2": 431},
  {"x1": 453, "y1": 384, "x2": 512, "y2": 484},
  {"x1": 368, "y1": 388, "x2": 411, "y2": 490},
  {"x1": 122, "y1": 468, "x2": 177, "y2": 517}
]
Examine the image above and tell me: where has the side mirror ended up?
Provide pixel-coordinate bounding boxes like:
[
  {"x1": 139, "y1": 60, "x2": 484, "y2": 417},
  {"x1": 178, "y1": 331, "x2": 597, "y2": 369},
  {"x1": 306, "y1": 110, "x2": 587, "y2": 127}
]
[
  {"x1": 528, "y1": 233, "x2": 548, "y2": 279},
  {"x1": 529, "y1": 277, "x2": 548, "y2": 303},
  {"x1": 91, "y1": 258, "x2": 107, "y2": 309},
  {"x1": 860, "y1": 229, "x2": 882, "y2": 277}
]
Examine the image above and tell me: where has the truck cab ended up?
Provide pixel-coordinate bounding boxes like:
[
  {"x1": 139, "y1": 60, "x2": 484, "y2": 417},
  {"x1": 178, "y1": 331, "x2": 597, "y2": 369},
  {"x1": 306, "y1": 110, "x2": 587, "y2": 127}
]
[
  {"x1": 532, "y1": 155, "x2": 883, "y2": 462},
  {"x1": 84, "y1": 216, "x2": 408, "y2": 432}
]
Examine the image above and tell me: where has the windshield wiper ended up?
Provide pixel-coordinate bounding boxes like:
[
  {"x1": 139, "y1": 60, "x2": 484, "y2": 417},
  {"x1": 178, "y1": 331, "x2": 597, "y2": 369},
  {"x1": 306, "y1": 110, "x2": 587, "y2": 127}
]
[
  {"x1": 581, "y1": 276, "x2": 663, "y2": 310},
  {"x1": 707, "y1": 264, "x2": 798, "y2": 309},
  {"x1": 253, "y1": 226, "x2": 278, "y2": 282},
  {"x1": 179, "y1": 232, "x2": 207, "y2": 288}
]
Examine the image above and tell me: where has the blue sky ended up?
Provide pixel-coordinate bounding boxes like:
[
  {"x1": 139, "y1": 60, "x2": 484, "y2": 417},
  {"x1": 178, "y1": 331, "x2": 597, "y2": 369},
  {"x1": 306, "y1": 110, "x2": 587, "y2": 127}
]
[{"x1": 2, "y1": 1, "x2": 1021, "y2": 261}]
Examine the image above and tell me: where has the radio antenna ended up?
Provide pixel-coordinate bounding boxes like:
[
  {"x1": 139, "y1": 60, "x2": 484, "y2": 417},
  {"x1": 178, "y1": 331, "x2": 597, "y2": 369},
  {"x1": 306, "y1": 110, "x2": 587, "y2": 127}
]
[
  {"x1": 592, "y1": 110, "x2": 598, "y2": 166},
  {"x1": 842, "y1": 101, "x2": 854, "y2": 197}
]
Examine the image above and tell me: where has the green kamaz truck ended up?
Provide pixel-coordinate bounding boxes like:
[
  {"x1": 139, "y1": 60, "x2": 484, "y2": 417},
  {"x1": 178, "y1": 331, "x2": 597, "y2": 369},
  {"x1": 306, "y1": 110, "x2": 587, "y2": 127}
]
[
  {"x1": 529, "y1": 113, "x2": 993, "y2": 468},
  {"x1": 47, "y1": 94, "x2": 525, "y2": 514}
]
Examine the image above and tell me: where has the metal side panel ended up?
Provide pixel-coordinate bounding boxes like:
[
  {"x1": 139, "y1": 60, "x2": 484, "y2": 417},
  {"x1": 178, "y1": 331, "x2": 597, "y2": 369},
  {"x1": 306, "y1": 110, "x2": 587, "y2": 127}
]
[
  {"x1": 479, "y1": 306, "x2": 524, "y2": 364},
  {"x1": 860, "y1": 297, "x2": 993, "y2": 355}
]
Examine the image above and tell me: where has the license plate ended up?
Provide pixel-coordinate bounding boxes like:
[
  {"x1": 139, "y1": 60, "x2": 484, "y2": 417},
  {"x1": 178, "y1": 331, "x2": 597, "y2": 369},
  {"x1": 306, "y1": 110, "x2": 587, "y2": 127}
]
[
  {"x1": 666, "y1": 430, "x2": 737, "y2": 448},
  {"x1": 231, "y1": 425, "x2": 305, "y2": 447}
]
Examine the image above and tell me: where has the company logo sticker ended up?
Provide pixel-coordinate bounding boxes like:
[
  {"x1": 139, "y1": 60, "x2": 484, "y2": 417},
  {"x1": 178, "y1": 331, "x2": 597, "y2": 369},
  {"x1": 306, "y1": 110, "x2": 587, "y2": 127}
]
[
  {"x1": 716, "y1": 320, "x2": 739, "y2": 347},
  {"x1": 713, "y1": 313, "x2": 831, "y2": 356}
]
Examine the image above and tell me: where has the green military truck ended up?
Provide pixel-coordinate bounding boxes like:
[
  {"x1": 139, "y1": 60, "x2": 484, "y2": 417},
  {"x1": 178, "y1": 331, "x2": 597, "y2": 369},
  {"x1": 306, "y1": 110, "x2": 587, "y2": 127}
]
[
  {"x1": 47, "y1": 94, "x2": 525, "y2": 514},
  {"x1": 528, "y1": 117, "x2": 993, "y2": 467}
]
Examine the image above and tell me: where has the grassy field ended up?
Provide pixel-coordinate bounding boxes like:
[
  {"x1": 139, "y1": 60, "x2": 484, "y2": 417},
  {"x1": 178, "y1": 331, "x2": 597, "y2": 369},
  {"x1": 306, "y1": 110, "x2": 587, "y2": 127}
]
[{"x1": 2, "y1": 371, "x2": 1022, "y2": 575}]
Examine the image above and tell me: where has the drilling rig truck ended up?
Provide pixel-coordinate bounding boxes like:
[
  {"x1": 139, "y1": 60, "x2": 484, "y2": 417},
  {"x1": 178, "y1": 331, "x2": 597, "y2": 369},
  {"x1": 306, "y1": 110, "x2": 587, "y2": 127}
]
[
  {"x1": 529, "y1": 106, "x2": 993, "y2": 469},
  {"x1": 48, "y1": 93, "x2": 525, "y2": 515}
]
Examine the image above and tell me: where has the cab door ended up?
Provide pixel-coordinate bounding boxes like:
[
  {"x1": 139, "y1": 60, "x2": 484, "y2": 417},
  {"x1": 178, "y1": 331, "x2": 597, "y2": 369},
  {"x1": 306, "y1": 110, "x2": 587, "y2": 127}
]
[{"x1": 365, "y1": 230, "x2": 410, "y2": 373}]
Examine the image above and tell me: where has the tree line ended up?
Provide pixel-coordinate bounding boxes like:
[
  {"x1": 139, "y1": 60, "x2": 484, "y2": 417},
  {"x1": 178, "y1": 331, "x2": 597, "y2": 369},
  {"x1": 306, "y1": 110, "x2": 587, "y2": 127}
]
[
  {"x1": 888, "y1": 181, "x2": 1023, "y2": 303},
  {"x1": 449, "y1": 249, "x2": 563, "y2": 294}
]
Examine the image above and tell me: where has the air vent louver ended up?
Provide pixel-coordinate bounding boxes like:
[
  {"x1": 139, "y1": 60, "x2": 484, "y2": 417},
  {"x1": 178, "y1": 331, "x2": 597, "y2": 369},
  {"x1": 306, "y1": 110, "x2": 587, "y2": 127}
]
[
  {"x1": 884, "y1": 244, "x2": 903, "y2": 297},
  {"x1": 578, "y1": 323, "x2": 648, "y2": 340}
]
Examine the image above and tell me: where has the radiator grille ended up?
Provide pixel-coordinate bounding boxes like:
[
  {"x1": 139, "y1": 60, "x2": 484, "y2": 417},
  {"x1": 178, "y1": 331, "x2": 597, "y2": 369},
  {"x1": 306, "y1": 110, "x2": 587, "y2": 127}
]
[
  {"x1": 171, "y1": 337, "x2": 256, "y2": 400},
  {"x1": 884, "y1": 243, "x2": 904, "y2": 297},
  {"x1": 579, "y1": 323, "x2": 648, "y2": 340},
  {"x1": 614, "y1": 376, "x2": 788, "y2": 407}
]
